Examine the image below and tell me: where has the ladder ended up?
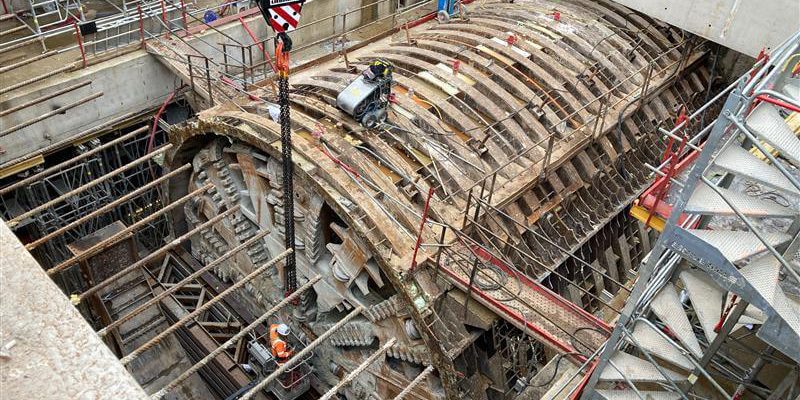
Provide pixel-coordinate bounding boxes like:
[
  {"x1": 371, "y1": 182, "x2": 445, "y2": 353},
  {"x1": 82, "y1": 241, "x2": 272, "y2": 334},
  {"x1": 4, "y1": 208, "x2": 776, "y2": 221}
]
[{"x1": 580, "y1": 31, "x2": 800, "y2": 400}]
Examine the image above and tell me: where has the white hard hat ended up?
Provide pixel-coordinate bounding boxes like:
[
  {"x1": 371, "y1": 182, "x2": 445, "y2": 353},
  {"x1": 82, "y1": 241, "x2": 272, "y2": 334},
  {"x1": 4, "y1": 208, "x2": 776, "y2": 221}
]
[{"x1": 277, "y1": 323, "x2": 290, "y2": 336}]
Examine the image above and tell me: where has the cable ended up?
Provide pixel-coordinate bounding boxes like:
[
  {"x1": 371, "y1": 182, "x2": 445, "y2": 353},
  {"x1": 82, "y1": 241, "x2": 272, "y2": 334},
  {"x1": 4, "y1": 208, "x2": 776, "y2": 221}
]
[
  {"x1": 743, "y1": 181, "x2": 791, "y2": 208},
  {"x1": 570, "y1": 326, "x2": 609, "y2": 357},
  {"x1": 522, "y1": 351, "x2": 583, "y2": 388}
]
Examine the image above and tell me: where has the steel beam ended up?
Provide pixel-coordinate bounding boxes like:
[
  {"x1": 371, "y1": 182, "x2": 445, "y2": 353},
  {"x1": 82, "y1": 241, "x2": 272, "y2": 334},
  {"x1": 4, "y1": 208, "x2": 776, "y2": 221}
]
[
  {"x1": 151, "y1": 275, "x2": 322, "y2": 400},
  {"x1": 120, "y1": 248, "x2": 293, "y2": 365}
]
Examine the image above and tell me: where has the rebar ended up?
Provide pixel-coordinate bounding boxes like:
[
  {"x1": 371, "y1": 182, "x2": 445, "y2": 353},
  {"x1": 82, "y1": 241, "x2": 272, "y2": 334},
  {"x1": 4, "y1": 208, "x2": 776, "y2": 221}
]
[
  {"x1": 150, "y1": 275, "x2": 321, "y2": 399},
  {"x1": 26, "y1": 163, "x2": 190, "y2": 250},
  {"x1": 120, "y1": 248, "x2": 293, "y2": 365},
  {"x1": 392, "y1": 365, "x2": 434, "y2": 400},
  {"x1": 0, "y1": 126, "x2": 150, "y2": 196},
  {"x1": 239, "y1": 306, "x2": 365, "y2": 400},
  {"x1": 319, "y1": 338, "x2": 398, "y2": 400},
  {"x1": 80, "y1": 205, "x2": 240, "y2": 305},
  {"x1": 8, "y1": 144, "x2": 173, "y2": 227},
  {"x1": 0, "y1": 64, "x2": 75, "y2": 95},
  {"x1": 0, "y1": 92, "x2": 105, "y2": 137},
  {"x1": 96, "y1": 229, "x2": 269, "y2": 336},
  {"x1": 0, "y1": 81, "x2": 93, "y2": 118},
  {"x1": 47, "y1": 183, "x2": 211, "y2": 276}
]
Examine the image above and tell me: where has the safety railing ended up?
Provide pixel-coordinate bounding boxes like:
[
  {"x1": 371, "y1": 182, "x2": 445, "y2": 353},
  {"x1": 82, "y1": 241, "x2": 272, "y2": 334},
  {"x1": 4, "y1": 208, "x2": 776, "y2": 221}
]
[
  {"x1": 563, "y1": 31, "x2": 800, "y2": 400},
  {"x1": 433, "y1": 34, "x2": 704, "y2": 207}
]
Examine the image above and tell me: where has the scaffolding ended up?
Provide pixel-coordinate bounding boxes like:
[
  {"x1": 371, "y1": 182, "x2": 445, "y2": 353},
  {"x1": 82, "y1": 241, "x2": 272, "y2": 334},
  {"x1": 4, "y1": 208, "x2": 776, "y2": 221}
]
[
  {"x1": 0, "y1": 124, "x2": 169, "y2": 273},
  {"x1": 577, "y1": 32, "x2": 800, "y2": 400}
]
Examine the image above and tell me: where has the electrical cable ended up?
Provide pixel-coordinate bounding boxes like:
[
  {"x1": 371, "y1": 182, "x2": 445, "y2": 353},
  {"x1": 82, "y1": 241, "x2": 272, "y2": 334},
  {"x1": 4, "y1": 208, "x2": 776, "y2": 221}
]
[{"x1": 522, "y1": 351, "x2": 582, "y2": 388}]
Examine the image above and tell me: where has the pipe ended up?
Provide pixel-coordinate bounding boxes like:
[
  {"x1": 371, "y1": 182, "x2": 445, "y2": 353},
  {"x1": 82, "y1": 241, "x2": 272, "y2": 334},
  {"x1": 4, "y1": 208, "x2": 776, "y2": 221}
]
[
  {"x1": 47, "y1": 183, "x2": 211, "y2": 276},
  {"x1": 8, "y1": 143, "x2": 173, "y2": 227},
  {"x1": 151, "y1": 275, "x2": 322, "y2": 399},
  {"x1": 120, "y1": 248, "x2": 294, "y2": 365},
  {"x1": 240, "y1": 306, "x2": 365, "y2": 400}
]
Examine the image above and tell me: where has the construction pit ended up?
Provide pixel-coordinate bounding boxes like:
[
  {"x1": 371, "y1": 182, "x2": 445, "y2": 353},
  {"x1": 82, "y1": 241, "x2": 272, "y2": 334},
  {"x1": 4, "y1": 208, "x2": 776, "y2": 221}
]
[{"x1": 1, "y1": 1, "x2": 800, "y2": 400}]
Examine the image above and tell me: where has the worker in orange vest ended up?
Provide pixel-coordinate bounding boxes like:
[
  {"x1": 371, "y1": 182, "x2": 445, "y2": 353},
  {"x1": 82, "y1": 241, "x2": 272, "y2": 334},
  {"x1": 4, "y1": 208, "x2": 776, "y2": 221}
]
[{"x1": 269, "y1": 323, "x2": 293, "y2": 364}]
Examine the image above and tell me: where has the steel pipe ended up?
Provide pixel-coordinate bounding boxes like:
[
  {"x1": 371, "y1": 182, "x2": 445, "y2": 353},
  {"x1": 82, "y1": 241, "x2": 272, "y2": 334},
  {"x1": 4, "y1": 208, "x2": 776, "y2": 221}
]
[
  {"x1": 8, "y1": 143, "x2": 172, "y2": 227},
  {"x1": 151, "y1": 275, "x2": 322, "y2": 400}
]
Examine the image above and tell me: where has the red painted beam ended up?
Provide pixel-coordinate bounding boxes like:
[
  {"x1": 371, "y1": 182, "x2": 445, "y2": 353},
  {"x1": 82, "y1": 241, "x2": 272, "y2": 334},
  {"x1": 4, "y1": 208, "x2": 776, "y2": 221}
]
[
  {"x1": 438, "y1": 264, "x2": 585, "y2": 360},
  {"x1": 471, "y1": 246, "x2": 612, "y2": 334}
]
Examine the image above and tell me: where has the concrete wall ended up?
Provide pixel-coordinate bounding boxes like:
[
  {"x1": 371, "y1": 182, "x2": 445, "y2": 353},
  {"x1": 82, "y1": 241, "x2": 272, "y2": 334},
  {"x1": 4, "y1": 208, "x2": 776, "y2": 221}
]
[
  {"x1": 0, "y1": 0, "x2": 401, "y2": 166},
  {"x1": 609, "y1": 0, "x2": 800, "y2": 57},
  {"x1": 0, "y1": 51, "x2": 177, "y2": 165},
  {"x1": 0, "y1": 220, "x2": 149, "y2": 400}
]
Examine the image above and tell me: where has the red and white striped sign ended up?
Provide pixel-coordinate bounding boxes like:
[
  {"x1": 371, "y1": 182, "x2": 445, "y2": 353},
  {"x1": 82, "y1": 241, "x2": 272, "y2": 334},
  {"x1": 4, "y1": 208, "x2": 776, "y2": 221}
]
[{"x1": 266, "y1": 1, "x2": 304, "y2": 33}]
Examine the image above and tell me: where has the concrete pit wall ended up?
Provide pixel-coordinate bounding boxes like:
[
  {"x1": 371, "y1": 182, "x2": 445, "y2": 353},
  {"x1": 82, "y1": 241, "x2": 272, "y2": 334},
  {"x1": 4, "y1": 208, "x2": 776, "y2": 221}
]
[{"x1": 0, "y1": 0, "x2": 402, "y2": 166}]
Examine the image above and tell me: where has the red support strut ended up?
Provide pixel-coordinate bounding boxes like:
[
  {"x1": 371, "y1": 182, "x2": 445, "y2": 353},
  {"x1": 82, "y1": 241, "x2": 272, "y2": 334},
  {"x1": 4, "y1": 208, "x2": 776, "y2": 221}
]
[
  {"x1": 409, "y1": 187, "x2": 435, "y2": 273},
  {"x1": 137, "y1": 5, "x2": 146, "y2": 50},
  {"x1": 73, "y1": 22, "x2": 87, "y2": 68}
]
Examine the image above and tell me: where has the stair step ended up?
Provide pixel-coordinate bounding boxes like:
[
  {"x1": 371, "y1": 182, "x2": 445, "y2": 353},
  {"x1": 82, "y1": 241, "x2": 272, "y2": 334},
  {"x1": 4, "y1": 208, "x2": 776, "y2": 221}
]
[
  {"x1": 747, "y1": 102, "x2": 800, "y2": 167},
  {"x1": 628, "y1": 322, "x2": 694, "y2": 370},
  {"x1": 596, "y1": 389, "x2": 682, "y2": 400},
  {"x1": 740, "y1": 255, "x2": 800, "y2": 335},
  {"x1": 714, "y1": 144, "x2": 800, "y2": 195},
  {"x1": 685, "y1": 183, "x2": 796, "y2": 218},
  {"x1": 739, "y1": 255, "x2": 782, "y2": 305},
  {"x1": 685, "y1": 229, "x2": 790, "y2": 264},
  {"x1": 680, "y1": 270, "x2": 723, "y2": 343},
  {"x1": 743, "y1": 304, "x2": 767, "y2": 323},
  {"x1": 599, "y1": 351, "x2": 685, "y2": 383},
  {"x1": 650, "y1": 283, "x2": 702, "y2": 357}
]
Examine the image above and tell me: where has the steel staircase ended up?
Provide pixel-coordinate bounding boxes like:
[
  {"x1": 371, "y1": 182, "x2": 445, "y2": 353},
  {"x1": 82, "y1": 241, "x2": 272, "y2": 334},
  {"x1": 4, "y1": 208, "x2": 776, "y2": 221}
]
[{"x1": 579, "y1": 32, "x2": 800, "y2": 400}]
